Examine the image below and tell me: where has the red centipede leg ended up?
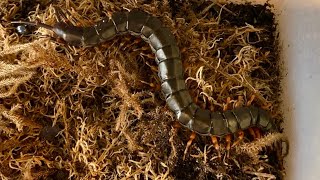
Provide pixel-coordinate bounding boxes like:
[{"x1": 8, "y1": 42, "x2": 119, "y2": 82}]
[
  {"x1": 232, "y1": 130, "x2": 244, "y2": 147},
  {"x1": 225, "y1": 134, "x2": 232, "y2": 158},
  {"x1": 150, "y1": 82, "x2": 161, "y2": 91},
  {"x1": 170, "y1": 121, "x2": 181, "y2": 136},
  {"x1": 254, "y1": 128, "x2": 261, "y2": 139},
  {"x1": 248, "y1": 127, "x2": 257, "y2": 140},
  {"x1": 183, "y1": 132, "x2": 196, "y2": 160},
  {"x1": 173, "y1": 121, "x2": 181, "y2": 129},
  {"x1": 211, "y1": 136, "x2": 221, "y2": 159}
]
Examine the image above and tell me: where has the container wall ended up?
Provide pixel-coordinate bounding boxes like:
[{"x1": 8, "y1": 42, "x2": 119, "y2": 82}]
[
  {"x1": 279, "y1": 0, "x2": 320, "y2": 179},
  {"x1": 221, "y1": 0, "x2": 320, "y2": 179}
]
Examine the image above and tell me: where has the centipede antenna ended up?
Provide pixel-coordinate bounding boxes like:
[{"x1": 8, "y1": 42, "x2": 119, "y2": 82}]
[{"x1": 11, "y1": 21, "x2": 54, "y2": 31}]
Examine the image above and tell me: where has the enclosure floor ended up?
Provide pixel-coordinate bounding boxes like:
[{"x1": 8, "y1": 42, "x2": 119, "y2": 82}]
[{"x1": 0, "y1": 1, "x2": 286, "y2": 179}]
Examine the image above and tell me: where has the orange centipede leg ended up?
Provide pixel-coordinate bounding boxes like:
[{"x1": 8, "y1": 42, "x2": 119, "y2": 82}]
[
  {"x1": 183, "y1": 132, "x2": 196, "y2": 160},
  {"x1": 246, "y1": 94, "x2": 255, "y2": 106},
  {"x1": 211, "y1": 136, "x2": 221, "y2": 159},
  {"x1": 234, "y1": 96, "x2": 244, "y2": 108},
  {"x1": 171, "y1": 121, "x2": 181, "y2": 137},
  {"x1": 225, "y1": 134, "x2": 232, "y2": 158},
  {"x1": 232, "y1": 130, "x2": 244, "y2": 147},
  {"x1": 223, "y1": 97, "x2": 231, "y2": 111},
  {"x1": 262, "y1": 102, "x2": 272, "y2": 110},
  {"x1": 173, "y1": 121, "x2": 181, "y2": 129},
  {"x1": 150, "y1": 82, "x2": 161, "y2": 91}
]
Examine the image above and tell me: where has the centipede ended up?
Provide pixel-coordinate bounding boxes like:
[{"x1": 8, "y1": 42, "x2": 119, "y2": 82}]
[{"x1": 11, "y1": 8, "x2": 277, "y2": 158}]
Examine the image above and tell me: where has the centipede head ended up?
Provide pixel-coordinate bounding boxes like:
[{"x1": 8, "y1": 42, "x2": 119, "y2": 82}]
[{"x1": 10, "y1": 20, "x2": 84, "y2": 46}]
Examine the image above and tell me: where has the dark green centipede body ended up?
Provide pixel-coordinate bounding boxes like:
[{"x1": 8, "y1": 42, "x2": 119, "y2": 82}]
[{"x1": 11, "y1": 9, "x2": 277, "y2": 138}]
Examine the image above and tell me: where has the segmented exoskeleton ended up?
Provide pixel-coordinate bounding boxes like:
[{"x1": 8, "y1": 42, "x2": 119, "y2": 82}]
[{"x1": 11, "y1": 8, "x2": 277, "y2": 154}]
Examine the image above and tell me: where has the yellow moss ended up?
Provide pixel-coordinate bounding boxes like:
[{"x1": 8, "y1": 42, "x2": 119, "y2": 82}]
[{"x1": 0, "y1": 0, "x2": 285, "y2": 179}]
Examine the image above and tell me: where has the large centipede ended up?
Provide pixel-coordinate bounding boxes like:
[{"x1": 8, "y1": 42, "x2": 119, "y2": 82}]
[{"x1": 12, "y1": 8, "x2": 277, "y2": 156}]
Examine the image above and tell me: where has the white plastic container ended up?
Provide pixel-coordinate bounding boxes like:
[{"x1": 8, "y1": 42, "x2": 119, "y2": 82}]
[
  {"x1": 223, "y1": 0, "x2": 320, "y2": 179},
  {"x1": 278, "y1": 1, "x2": 320, "y2": 179}
]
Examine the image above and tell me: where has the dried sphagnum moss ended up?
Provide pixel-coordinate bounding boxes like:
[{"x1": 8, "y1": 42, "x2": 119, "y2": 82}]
[{"x1": 0, "y1": 0, "x2": 286, "y2": 179}]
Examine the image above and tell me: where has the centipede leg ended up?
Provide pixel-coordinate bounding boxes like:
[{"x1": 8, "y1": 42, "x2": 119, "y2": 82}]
[
  {"x1": 151, "y1": 82, "x2": 161, "y2": 91},
  {"x1": 246, "y1": 95, "x2": 255, "y2": 106},
  {"x1": 222, "y1": 97, "x2": 231, "y2": 158},
  {"x1": 209, "y1": 104, "x2": 215, "y2": 111},
  {"x1": 225, "y1": 134, "x2": 232, "y2": 158},
  {"x1": 223, "y1": 97, "x2": 231, "y2": 111},
  {"x1": 248, "y1": 127, "x2": 256, "y2": 140},
  {"x1": 173, "y1": 121, "x2": 181, "y2": 131},
  {"x1": 193, "y1": 91, "x2": 198, "y2": 104},
  {"x1": 232, "y1": 130, "x2": 244, "y2": 147},
  {"x1": 211, "y1": 136, "x2": 221, "y2": 159},
  {"x1": 254, "y1": 127, "x2": 261, "y2": 139},
  {"x1": 183, "y1": 132, "x2": 196, "y2": 160},
  {"x1": 139, "y1": 80, "x2": 161, "y2": 92},
  {"x1": 234, "y1": 96, "x2": 244, "y2": 108},
  {"x1": 169, "y1": 121, "x2": 180, "y2": 141},
  {"x1": 262, "y1": 103, "x2": 272, "y2": 110}
]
